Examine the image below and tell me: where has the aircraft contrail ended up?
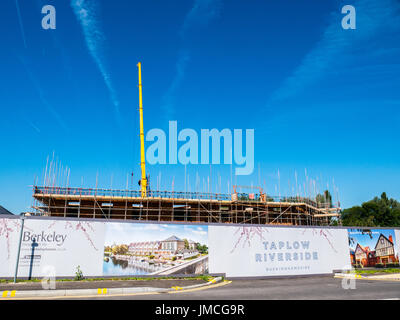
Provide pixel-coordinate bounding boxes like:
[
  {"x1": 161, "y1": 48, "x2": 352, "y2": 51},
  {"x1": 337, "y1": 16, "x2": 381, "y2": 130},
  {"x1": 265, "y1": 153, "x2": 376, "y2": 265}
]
[
  {"x1": 71, "y1": 0, "x2": 121, "y2": 123},
  {"x1": 14, "y1": 0, "x2": 27, "y2": 48}
]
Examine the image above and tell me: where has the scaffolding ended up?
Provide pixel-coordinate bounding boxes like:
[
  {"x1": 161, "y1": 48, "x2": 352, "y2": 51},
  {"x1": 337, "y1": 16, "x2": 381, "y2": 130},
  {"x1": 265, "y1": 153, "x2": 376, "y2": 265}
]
[{"x1": 31, "y1": 186, "x2": 341, "y2": 226}]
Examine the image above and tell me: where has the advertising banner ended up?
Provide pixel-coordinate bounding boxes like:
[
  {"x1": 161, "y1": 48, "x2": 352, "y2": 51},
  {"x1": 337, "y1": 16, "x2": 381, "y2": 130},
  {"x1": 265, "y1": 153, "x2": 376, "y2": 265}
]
[
  {"x1": 102, "y1": 222, "x2": 209, "y2": 276},
  {"x1": 0, "y1": 218, "x2": 105, "y2": 277},
  {"x1": 2, "y1": 216, "x2": 399, "y2": 279},
  {"x1": 208, "y1": 225, "x2": 350, "y2": 277},
  {"x1": 348, "y1": 229, "x2": 399, "y2": 267}
]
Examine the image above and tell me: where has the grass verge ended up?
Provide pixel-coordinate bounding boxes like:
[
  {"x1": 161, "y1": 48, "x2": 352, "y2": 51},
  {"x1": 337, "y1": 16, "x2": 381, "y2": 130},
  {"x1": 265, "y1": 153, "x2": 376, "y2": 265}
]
[
  {"x1": 0, "y1": 275, "x2": 214, "y2": 284},
  {"x1": 354, "y1": 268, "x2": 400, "y2": 275}
]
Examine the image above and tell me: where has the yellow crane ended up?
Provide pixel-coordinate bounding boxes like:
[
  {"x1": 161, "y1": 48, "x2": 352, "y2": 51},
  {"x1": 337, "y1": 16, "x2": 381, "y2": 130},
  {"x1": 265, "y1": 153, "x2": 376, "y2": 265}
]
[{"x1": 137, "y1": 62, "x2": 147, "y2": 197}]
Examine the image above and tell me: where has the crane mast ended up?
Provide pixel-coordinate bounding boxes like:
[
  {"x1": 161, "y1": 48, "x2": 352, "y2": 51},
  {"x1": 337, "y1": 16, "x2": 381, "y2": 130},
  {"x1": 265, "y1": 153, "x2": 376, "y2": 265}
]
[{"x1": 137, "y1": 62, "x2": 147, "y2": 197}]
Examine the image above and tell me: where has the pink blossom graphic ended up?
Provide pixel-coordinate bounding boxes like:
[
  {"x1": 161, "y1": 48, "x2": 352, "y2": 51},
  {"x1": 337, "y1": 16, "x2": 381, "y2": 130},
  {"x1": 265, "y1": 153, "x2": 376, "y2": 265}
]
[
  {"x1": 302, "y1": 228, "x2": 338, "y2": 253},
  {"x1": 230, "y1": 226, "x2": 338, "y2": 254},
  {"x1": 0, "y1": 219, "x2": 20, "y2": 260},
  {"x1": 0, "y1": 219, "x2": 34, "y2": 261},
  {"x1": 64, "y1": 221, "x2": 99, "y2": 251},
  {"x1": 231, "y1": 226, "x2": 268, "y2": 253},
  {"x1": 47, "y1": 220, "x2": 100, "y2": 251}
]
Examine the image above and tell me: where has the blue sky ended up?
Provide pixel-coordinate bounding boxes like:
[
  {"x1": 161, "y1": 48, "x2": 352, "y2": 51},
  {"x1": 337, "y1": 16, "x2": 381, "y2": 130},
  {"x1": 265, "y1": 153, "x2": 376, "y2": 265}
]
[{"x1": 0, "y1": 0, "x2": 399, "y2": 213}]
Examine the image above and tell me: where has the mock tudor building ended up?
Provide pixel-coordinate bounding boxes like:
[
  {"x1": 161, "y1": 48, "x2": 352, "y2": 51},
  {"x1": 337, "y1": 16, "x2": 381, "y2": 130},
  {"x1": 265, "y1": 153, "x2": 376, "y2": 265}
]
[
  {"x1": 353, "y1": 233, "x2": 398, "y2": 267},
  {"x1": 375, "y1": 234, "x2": 397, "y2": 265},
  {"x1": 354, "y1": 244, "x2": 370, "y2": 267},
  {"x1": 354, "y1": 243, "x2": 378, "y2": 267},
  {"x1": 367, "y1": 250, "x2": 377, "y2": 267}
]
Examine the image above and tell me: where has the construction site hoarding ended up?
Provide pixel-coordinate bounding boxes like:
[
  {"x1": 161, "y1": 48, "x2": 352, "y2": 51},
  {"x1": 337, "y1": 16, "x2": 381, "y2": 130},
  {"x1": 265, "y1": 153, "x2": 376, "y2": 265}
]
[
  {"x1": 208, "y1": 225, "x2": 350, "y2": 277},
  {"x1": 396, "y1": 230, "x2": 400, "y2": 262},
  {"x1": 0, "y1": 218, "x2": 22, "y2": 277},
  {"x1": 1, "y1": 216, "x2": 399, "y2": 278},
  {"x1": 0, "y1": 217, "x2": 105, "y2": 277}
]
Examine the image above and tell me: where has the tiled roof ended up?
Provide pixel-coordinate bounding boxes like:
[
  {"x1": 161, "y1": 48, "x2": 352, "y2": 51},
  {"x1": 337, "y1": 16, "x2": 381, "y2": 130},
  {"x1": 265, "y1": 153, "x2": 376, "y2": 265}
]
[
  {"x1": 0, "y1": 206, "x2": 13, "y2": 215},
  {"x1": 356, "y1": 244, "x2": 370, "y2": 253},
  {"x1": 163, "y1": 235, "x2": 182, "y2": 241},
  {"x1": 375, "y1": 234, "x2": 394, "y2": 248}
]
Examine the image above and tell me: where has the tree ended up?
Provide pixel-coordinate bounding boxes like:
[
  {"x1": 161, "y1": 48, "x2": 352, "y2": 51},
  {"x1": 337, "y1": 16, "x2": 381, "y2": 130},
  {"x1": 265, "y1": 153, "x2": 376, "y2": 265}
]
[
  {"x1": 183, "y1": 238, "x2": 189, "y2": 249},
  {"x1": 197, "y1": 243, "x2": 208, "y2": 254},
  {"x1": 316, "y1": 190, "x2": 333, "y2": 207},
  {"x1": 341, "y1": 193, "x2": 400, "y2": 227},
  {"x1": 112, "y1": 244, "x2": 129, "y2": 255}
]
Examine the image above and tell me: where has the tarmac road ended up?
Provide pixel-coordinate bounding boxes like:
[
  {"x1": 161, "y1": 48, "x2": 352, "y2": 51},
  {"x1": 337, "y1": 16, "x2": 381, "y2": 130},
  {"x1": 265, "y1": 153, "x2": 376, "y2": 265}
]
[{"x1": 67, "y1": 276, "x2": 400, "y2": 300}]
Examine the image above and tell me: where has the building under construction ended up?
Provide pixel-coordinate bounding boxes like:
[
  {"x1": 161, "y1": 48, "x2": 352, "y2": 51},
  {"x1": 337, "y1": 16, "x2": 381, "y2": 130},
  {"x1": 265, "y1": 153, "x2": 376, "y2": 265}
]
[
  {"x1": 30, "y1": 62, "x2": 341, "y2": 226},
  {"x1": 31, "y1": 186, "x2": 341, "y2": 226}
]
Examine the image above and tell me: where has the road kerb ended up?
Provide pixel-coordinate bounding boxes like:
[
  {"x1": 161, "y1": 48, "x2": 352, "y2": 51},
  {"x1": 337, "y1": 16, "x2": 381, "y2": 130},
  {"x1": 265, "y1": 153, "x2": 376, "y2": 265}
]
[
  {"x1": 1, "y1": 277, "x2": 223, "y2": 299},
  {"x1": 334, "y1": 273, "x2": 400, "y2": 282}
]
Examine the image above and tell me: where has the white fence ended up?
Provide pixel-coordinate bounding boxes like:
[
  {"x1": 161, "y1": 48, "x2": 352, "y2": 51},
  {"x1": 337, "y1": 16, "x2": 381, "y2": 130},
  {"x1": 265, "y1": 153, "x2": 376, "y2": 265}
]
[{"x1": 0, "y1": 216, "x2": 398, "y2": 278}]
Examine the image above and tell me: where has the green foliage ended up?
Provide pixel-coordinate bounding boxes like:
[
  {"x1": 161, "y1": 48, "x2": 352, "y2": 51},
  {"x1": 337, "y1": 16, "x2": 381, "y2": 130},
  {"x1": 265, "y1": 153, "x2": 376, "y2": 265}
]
[
  {"x1": 183, "y1": 238, "x2": 189, "y2": 249},
  {"x1": 316, "y1": 190, "x2": 333, "y2": 207},
  {"x1": 1, "y1": 275, "x2": 213, "y2": 284},
  {"x1": 111, "y1": 244, "x2": 129, "y2": 255},
  {"x1": 329, "y1": 218, "x2": 339, "y2": 226},
  {"x1": 184, "y1": 254, "x2": 201, "y2": 260},
  {"x1": 197, "y1": 243, "x2": 208, "y2": 254},
  {"x1": 355, "y1": 268, "x2": 400, "y2": 274},
  {"x1": 238, "y1": 194, "x2": 249, "y2": 201},
  {"x1": 74, "y1": 265, "x2": 84, "y2": 281},
  {"x1": 341, "y1": 192, "x2": 400, "y2": 227},
  {"x1": 266, "y1": 195, "x2": 274, "y2": 202},
  {"x1": 172, "y1": 256, "x2": 177, "y2": 261},
  {"x1": 386, "y1": 263, "x2": 399, "y2": 268}
]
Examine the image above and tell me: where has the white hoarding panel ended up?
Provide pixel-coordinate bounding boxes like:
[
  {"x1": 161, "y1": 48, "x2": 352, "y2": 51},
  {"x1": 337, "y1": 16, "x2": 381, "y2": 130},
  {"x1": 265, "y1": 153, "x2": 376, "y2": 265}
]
[
  {"x1": 0, "y1": 218, "x2": 105, "y2": 277},
  {"x1": 0, "y1": 218, "x2": 22, "y2": 277},
  {"x1": 209, "y1": 225, "x2": 350, "y2": 277},
  {"x1": 395, "y1": 230, "x2": 400, "y2": 262}
]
